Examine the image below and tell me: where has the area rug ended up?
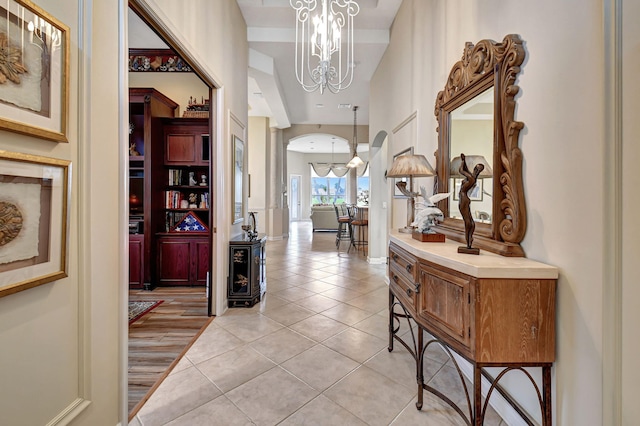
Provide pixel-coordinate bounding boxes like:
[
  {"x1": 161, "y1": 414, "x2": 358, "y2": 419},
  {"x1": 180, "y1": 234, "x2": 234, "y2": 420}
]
[{"x1": 129, "y1": 300, "x2": 163, "y2": 325}]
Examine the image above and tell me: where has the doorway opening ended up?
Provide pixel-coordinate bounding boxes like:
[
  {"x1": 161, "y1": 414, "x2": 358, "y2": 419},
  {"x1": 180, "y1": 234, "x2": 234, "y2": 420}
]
[
  {"x1": 289, "y1": 174, "x2": 301, "y2": 221},
  {"x1": 126, "y1": 0, "x2": 220, "y2": 419}
]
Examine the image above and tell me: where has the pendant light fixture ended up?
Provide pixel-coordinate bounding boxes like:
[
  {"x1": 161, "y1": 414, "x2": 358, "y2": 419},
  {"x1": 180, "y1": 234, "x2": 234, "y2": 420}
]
[
  {"x1": 346, "y1": 105, "x2": 364, "y2": 168},
  {"x1": 290, "y1": 0, "x2": 360, "y2": 94}
]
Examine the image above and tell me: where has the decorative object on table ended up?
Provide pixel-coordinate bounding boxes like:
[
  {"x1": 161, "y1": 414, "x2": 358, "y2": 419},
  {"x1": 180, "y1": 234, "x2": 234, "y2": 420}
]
[
  {"x1": 242, "y1": 211, "x2": 259, "y2": 241},
  {"x1": 0, "y1": 150, "x2": 70, "y2": 298},
  {"x1": 289, "y1": 0, "x2": 360, "y2": 94},
  {"x1": 450, "y1": 155, "x2": 492, "y2": 201},
  {"x1": 0, "y1": 0, "x2": 69, "y2": 142},
  {"x1": 411, "y1": 191, "x2": 449, "y2": 242},
  {"x1": 171, "y1": 210, "x2": 208, "y2": 233},
  {"x1": 456, "y1": 153, "x2": 484, "y2": 255},
  {"x1": 128, "y1": 300, "x2": 163, "y2": 325},
  {"x1": 386, "y1": 153, "x2": 436, "y2": 233}
]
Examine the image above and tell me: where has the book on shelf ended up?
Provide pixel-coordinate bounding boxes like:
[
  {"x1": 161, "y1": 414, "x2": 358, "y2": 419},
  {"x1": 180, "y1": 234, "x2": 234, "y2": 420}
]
[
  {"x1": 165, "y1": 190, "x2": 209, "y2": 209},
  {"x1": 168, "y1": 169, "x2": 183, "y2": 186},
  {"x1": 165, "y1": 211, "x2": 188, "y2": 232}
]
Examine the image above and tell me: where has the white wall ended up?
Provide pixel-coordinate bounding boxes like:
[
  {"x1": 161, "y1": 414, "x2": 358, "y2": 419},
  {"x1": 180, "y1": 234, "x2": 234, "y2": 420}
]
[
  {"x1": 0, "y1": 0, "x2": 123, "y2": 424},
  {"x1": 129, "y1": 72, "x2": 208, "y2": 116},
  {"x1": 370, "y1": 0, "x2": 632, "y2": 423},
  {"x1": 248, "y1": 116, "x2": 268, "y2": 223},
  {"x1": 621, "y1": 0, "x2": 640, "y2": 421}
]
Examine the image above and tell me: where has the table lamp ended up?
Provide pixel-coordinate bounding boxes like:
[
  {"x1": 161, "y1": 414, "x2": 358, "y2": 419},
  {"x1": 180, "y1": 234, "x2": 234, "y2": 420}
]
[{"x1": 387, "y1": 154, "x2": 436, "y2": 233}]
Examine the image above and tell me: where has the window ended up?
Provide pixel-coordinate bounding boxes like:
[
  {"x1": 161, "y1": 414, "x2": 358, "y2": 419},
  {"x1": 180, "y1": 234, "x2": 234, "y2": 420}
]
[
  {"x1": 311, "y1": 168, "x2": 346, "y2": 205},
  {"x1": 357, "y1": 164, "x2": 369, "y2": 205}
]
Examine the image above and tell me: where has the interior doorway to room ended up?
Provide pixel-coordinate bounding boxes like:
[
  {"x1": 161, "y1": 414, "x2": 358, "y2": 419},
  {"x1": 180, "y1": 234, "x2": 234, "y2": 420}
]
[
  {"x1": 126, "y1": 0, "x2": 219, "y2": 419},
  {"x1": 289, "y1": 174, "x2": 301, "y2": 221}
]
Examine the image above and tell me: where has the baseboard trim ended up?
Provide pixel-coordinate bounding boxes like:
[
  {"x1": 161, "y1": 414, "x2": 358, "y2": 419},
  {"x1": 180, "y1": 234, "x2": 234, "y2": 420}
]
[{"x1": 367, "y1": 256, "x2": 387, "y2": 265}]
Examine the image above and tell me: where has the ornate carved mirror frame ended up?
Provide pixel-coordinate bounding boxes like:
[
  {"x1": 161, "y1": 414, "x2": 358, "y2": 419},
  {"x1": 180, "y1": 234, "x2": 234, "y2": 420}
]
[{"x1": 434, "y1": 34, "x2": 527, "y2": 257}]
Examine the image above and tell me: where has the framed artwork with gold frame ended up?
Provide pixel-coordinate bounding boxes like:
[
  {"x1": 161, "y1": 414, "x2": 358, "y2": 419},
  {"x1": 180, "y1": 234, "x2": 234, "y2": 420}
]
[
  {"x1": 0, "y1": 0, "x2": 69, "y2": 142},
  {"x1": 0, "y1": 150, "x2": 71, "y2": 298}
]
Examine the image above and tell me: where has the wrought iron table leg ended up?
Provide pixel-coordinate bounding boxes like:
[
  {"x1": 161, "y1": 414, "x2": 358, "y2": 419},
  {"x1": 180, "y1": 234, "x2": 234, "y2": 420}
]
[
  {"x1": 474, "y1": 365, "x2": 482, "y2": 426},
  {"x1": 388, "y1": 290, "x2": 395, "y2": 352},
  {"x1": 543, "y1": 365, "x2": 552, "y2": 426},
  {"x1": 416, "y1": 326, "x2": 424, "y2": 410}
]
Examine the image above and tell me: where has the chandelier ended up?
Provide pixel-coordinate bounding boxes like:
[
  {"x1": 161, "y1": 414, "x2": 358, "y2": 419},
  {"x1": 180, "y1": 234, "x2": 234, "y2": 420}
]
[{"x1": 290, "y1": 0, "x2": 360, "y2": 94}]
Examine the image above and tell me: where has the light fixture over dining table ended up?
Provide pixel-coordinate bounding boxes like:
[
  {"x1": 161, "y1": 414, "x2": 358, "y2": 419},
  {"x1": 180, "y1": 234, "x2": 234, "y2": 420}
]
[
  {"x1": 290, "y1": 0, "x2": 360, "y2": 94},
  {"x1": 346, "y1": 105, "x2": 364, "y2": 168}
]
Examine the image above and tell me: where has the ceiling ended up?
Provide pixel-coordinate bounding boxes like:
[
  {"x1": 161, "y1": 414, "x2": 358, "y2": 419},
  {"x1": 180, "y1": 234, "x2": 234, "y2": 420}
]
[{"x1": 129, "y1": 1, "x2": 403, "y2": 153}]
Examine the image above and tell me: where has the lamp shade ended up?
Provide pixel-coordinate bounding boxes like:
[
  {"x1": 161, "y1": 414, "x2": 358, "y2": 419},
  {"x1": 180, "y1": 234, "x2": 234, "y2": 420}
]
[
  {"x1": 387, "y1": 154, "x2": 435, "y2": 178},
  {"x1": 450, "y1": 155, "x2": 493, "y2": 178},
  {"x1": 346, "y1": 154, "x2": 365, "y2": 168}
]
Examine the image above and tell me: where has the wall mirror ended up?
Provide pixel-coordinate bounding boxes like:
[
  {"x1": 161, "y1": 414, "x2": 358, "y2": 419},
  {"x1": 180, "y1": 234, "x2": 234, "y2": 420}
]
[{"x1": 434, "y1": 34, "x2": 527, "y2": 257}]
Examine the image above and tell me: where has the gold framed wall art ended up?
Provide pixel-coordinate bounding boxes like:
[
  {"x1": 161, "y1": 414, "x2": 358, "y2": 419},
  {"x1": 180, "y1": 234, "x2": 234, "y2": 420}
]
[
  {"x1": 0, "y1": 0, "x2": 69, "y2": 142},
  {"x1": 0, "y1": 150, "x2": 71, "y2": 298}
]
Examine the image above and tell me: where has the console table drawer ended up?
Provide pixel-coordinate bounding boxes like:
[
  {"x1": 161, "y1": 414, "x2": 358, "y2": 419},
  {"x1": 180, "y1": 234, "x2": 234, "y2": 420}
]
[
  {"x1": 389, "y1": 243, "x2": 417, "y2": 283},
  {"x1": 418, "y1": 262, "x2": 471, "y2": 352},
  {"x1": 389, "y1": 263, "x2": 418, "y2": 311}
]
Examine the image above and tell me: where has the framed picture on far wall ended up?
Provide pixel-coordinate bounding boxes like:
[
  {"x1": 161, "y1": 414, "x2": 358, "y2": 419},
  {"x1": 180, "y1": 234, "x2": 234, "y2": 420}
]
[
  {"x1": 391, "y1": 147, "x2": 413, "y2": 198},
  {"x1": 0, "y1": 150, "x2": 71, "y2": 298},
  {"x1": 0, "y1": 0, "x2": 69, "y2": 142},
  {"x1": 232, "y1": 135, "x2": 244, "y2": 224}
]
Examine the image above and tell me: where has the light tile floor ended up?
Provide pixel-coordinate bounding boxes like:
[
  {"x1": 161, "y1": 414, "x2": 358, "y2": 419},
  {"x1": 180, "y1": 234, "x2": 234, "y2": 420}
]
[{"x1": 132, "y1": 222, "x2": 506, "y2": 426}]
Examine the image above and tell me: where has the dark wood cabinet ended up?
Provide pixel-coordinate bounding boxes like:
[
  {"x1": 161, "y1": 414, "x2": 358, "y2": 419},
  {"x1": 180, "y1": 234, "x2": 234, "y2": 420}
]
[
  {"x1": 163, "y1": 118, "x2": 209, "y2": 166},
  {"x1": 129, "y1": 234, "x2": 144, "y2": 289},
  {"x1": 388, "y1": 234, "x2": 558, "y2": 425},
  {"x1": 128, "y1": 88, "x2": 178, "y2": 288},
  {"x1": 228, "y1": 236, "x2": 266, "y2": 307},
  {"x1": 157, "y1": 236, "x2": 209, "y2": 286}
]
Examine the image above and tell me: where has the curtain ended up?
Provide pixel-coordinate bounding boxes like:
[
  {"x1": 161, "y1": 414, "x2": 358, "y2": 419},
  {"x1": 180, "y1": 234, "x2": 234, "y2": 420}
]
[{"x1": 310, "y1": 162, "x2": 368, "y2": 177}]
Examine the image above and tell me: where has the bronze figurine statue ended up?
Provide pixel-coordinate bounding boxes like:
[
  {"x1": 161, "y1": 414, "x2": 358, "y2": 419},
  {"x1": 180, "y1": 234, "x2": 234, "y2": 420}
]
[{"x1": 457, "y1": 153, "x2": 484, "y2": 255}]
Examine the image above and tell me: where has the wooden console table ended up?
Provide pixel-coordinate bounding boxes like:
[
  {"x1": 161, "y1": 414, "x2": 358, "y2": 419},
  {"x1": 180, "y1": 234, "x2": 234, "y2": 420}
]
[{"x1": 388, "y1": 232, "x2": 558, "y2": 425}]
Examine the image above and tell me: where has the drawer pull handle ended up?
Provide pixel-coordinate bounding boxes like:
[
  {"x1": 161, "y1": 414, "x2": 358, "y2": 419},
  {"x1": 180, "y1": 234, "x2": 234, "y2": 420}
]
[
  {"x1": 392, "y1": 254, "x2": 399, "y2": 262},
  {"x1": 405, "y1": 264, "x2": 413, "y2": 273},
  {"x1": 406, "y1": 288, "x2": 413, "y2": 297},
  {"x1": 393, "y1": 274, "x2": 399, "y2": 283}
]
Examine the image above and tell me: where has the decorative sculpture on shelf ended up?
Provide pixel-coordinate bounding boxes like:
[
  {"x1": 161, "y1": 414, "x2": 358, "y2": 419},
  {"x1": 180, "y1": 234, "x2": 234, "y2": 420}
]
[
  {"x1": 412, "y1": 190, "x2": 449, "y2": 234},
  {"x1": 457, "y1": 153, "x2": 484, "y2": 254},
  {"x1": 189, "y1": 171, "x2": 197, "y2": 186},
  {"x1": 242, "y1": 211, "x2": 259, "y2": 241}
]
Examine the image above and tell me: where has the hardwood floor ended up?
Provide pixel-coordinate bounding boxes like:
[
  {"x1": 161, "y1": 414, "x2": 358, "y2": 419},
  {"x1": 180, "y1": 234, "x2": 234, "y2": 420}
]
[{"x1": 128, "y1": 286, "x2": 212, "y2": 419}]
